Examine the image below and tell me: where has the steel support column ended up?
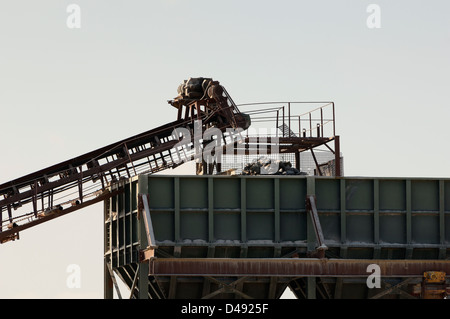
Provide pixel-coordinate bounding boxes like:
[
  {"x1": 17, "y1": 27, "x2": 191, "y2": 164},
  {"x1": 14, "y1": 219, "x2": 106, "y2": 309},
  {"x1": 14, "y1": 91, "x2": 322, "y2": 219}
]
[
  {"x1": 104, "y1": 259, "x2": 114, "y2": 299},
  {"x1": 334, "y1": 135, "x2": 341, "y2": 176},
  {"x1": 306, "y1": 177, "x2": 317, "y2": 299},
  {"x1": 137, "y1": 177, "x2": 150, "y2": 299}
]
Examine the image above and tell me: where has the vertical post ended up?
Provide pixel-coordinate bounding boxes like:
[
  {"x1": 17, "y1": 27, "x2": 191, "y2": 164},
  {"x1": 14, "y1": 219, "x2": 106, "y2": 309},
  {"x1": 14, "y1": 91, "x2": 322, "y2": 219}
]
[
  {"x1": 138, "y1": 176, "x2": 149, "y2": 299},
  {"x1": 33, "y1": 180, "x2": 38, "y2": 217},
  {"x1": 216, "y1": 152, "x2": 222, "y2": 174},
  {"x1": 288, "y1": 102, "x2": 291, "y2": 136},
  {"x1": 41, "y1": 190, "x2": 45, "y2": 212},
  {"x1": 104, "y1": 197, "x2": 113, "y2": 299},
  {"x1": 306, "y1": 177, "x2": 316, "y2": 251},
  {"x1": 340, "y1": 178, "x2": 347, "y2": 258},
  {"x1": 49, "y1": 189, "x2": 54, "y2": 208},
  {"x1": 309, "y1": 113, "x2": 312, "y2": 137},
  {"x1": 208, "y1": 177, "x2": 214, "y2": 243},
  {"x1": 104, "y1": 260, "x2": 114, "y2": 299},
  {"x1": 241, "y1": 178, "x2": 247, "y2": 243},
  {"x1": 177, "y1": 106, "x2": 182, "y2": 120},
  {"x1": 7, "y1": 205, "x2": 12, "y2": 224},
  {"x1": 184, "y1": 105, "x2": 189, "y2": 120},
  {"x1": 129, "y1": 183, "x2": 135, "y2": 264},
  {"x1": 439, "y1": 180, "x2": 446, "y2": 259},
  {"x1": 196, "y1": 102, "x2": 201, "y2": 121},
  {"x1": 334, "y1": 136, "x2": 341, "y2": 177},
  {"x1": 298, "y1": 116, "x2": 301, "y2": 137},
  {"x1": 373, "y1": 179, "x2": 380, "y2": 259},
  {"x1": 332, "y1": 102, "x2": 336, "y2": 136},
  {"x1": 274, "y1": 178, "x2": 280, "y2": 243},
  {"x1": 320, "y1": 107, "x2": 323, "y2": 137},
  {"x1": 138, "y1": 250, "x2": 149, "y2": 299},
  {"x1": 307, "y1": 278, "x2": 316, "y2": 300},
  {"x1": 116, "y1": 192, "x2": 121, "y2": 267},
  {"x1": 174, "y1": 177, "x2": 180, "y2": 243},
  {"x1": 373, "y1": 179, "x2": 379, "y2": 243},
  {"x1": 334, "y1": 278, "x2": 343, "y2": 299},
  {"x1": 276, "y1": 110, "x2": 279, "y2": 138},
  {"x1": 78, "y1": 175, "x2": 84, "y2": 204},
  {"x1": 306, "y1": 176, "x2": 316, "y2": 299},
  {"x1": 406, "y1": 179, "x2": 413, "y2": 259}
]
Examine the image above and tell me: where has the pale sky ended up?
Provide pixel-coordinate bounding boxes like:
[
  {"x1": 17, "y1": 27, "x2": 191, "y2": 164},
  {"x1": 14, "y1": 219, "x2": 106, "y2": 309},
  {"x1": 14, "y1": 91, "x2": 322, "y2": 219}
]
[{"x1": 0, "y1": 0, "x2": 449, "y2": 298}]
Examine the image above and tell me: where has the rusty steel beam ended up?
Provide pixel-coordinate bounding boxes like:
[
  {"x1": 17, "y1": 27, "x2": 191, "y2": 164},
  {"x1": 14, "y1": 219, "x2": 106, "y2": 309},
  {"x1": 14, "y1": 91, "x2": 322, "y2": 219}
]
[
  {"x1": 148, "y1": 258, "x2": 450, "y2": 278},
  {"x1": 0, "y1": 109, "x2": 246, "y2": 238},
  {"x1": 0, "y1": 188, "x2": 123, "y2": 243}
]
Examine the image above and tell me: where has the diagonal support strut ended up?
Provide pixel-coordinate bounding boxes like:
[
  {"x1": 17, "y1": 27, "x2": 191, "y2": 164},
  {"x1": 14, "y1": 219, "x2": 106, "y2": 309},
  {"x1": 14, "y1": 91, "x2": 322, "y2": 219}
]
[{"x1": 306, "y1": 194, "x2": 328, "y2": 258}]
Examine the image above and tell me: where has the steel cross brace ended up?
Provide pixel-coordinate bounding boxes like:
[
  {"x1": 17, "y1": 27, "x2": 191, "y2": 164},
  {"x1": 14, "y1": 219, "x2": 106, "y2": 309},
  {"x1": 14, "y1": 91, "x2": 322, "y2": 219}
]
[
  {"x1": 370, "y1": 277, "x2": 417, "y2": 299},
  {"x1": 105, "y1": 259, "x2": 123, "y2": 299},
  {"x1": 201, "y1": 276, "x2": 253, "y2": 299},
  {"x1": 305, "y1": 194, "x2": 328, "y2": 258},
  {"x1": 138, "y1": 194, "x2": 157, "y2": 261}
]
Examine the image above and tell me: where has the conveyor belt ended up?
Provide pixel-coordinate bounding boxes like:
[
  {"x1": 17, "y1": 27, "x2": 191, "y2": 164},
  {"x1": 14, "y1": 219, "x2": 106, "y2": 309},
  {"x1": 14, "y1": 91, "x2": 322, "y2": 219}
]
[{"x1": 0, "y1": 81, "x2": 248, "y2": 243}]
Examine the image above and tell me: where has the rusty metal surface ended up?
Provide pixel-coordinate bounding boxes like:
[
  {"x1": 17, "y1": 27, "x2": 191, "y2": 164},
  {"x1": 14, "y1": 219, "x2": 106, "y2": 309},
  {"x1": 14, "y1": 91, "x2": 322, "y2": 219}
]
[
  {"x1": 148, "y1": 258, "x2": 450, "y2": 278},
  {"x1": 422, "y1": 271, "x2": 448, "y2": 299},
  {"x1": 139, "y1": 247, "x2": 155, "y2": 262}
]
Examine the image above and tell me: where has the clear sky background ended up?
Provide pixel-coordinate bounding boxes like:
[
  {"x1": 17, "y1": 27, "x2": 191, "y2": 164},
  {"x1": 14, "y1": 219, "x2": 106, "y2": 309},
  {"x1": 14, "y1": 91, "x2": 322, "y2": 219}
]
[{"x1": 0, "y1": 0, "x2": 449, "y2": 298}]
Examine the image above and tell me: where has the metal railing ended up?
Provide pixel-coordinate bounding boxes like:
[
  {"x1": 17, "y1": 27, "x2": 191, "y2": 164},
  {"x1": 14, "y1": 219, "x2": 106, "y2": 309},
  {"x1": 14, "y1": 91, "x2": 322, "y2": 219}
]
[{"x1": 238, "y1": 101, "x2": 336, "y2": 138}]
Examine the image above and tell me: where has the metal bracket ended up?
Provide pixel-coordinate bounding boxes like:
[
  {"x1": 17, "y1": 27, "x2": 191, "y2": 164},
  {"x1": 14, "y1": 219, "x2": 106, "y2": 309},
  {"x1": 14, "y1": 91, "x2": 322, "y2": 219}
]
[{"x1": 139, "y1": 247, "x2": 155, "y2": 262}]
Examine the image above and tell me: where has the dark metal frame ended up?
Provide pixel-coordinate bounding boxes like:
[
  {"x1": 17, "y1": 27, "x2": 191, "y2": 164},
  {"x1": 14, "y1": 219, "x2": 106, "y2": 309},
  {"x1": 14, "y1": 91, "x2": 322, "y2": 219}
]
[
  {"x1": 236, "y1": 102, "x2": 341, "y2": 176},
  {"x1": 1, "y1": 97, "x2": 342, "y2": 242},
  {"x1": 0, "y1": 82, "x2": 248, "y2": 242}
]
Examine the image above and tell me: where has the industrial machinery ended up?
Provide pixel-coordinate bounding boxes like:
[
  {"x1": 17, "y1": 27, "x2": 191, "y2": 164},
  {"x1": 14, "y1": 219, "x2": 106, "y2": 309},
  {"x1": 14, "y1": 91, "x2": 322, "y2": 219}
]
[
  {"x1": 105, "y1": 174, "x2": 450, "y2": 299},
  {"x1": 0, "y1": 78, "x2": 250, "y2": 243},
  {"x1": 2, "y1": 78, "x2": 448, "y2": 299},
  {"x1": 0, "y1": 77, "x2": 339, "y2": 244}
]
